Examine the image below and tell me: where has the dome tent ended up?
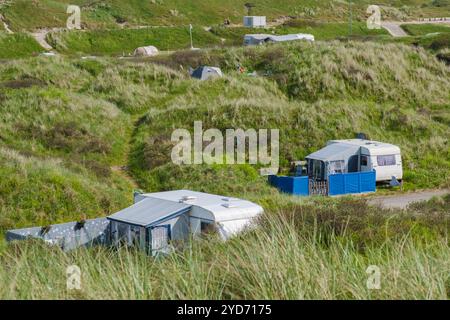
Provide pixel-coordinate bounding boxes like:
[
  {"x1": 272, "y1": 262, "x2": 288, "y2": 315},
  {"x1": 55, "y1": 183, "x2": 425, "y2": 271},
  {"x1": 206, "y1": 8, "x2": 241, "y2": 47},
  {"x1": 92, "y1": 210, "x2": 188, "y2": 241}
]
[
  {"x1": 133, "y1": 46, "x2": 159, "y2": 57},
  {"x1": 190, "y1": 66, "x2": 223, "y2": 80}
]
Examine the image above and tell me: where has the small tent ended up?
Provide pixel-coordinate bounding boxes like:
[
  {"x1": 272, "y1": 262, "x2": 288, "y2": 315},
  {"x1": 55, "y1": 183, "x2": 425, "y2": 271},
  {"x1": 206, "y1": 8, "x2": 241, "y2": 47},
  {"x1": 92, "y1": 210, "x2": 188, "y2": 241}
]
[
  {"x1": 133, "y1": 46, "x2": 159, "y2": 57},
  {"x1": 190, "y1": 66, "x2": 223, "y2": 80}
]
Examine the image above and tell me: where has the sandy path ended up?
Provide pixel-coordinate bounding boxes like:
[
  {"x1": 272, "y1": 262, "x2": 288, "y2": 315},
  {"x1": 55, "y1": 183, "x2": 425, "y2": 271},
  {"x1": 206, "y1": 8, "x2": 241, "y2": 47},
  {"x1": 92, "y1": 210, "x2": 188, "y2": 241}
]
[
  {"x1": 0, "y1": 14, "x2": 13, "y2": 34},
  {"x1": 30, "y1": 29, "x2": 55, "y2": 51}
]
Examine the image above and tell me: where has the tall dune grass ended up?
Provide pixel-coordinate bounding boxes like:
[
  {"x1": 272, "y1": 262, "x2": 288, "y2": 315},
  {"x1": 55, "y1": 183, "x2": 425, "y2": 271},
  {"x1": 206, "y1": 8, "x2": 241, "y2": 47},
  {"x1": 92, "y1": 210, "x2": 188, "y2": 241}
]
[{"x1": 1, "y1": 197, "x2": 449, "y2": 299}]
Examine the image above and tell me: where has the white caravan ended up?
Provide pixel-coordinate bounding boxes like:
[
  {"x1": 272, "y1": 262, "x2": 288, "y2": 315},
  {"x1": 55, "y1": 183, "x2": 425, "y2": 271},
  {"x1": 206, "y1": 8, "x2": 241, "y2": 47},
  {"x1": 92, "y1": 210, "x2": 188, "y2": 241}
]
[
  {"x1": 327, "y1": 139, "x2": 403, "y2": 182},
  {"x1": 244, "y1": 33, "x2": 315, "y2": 46}
]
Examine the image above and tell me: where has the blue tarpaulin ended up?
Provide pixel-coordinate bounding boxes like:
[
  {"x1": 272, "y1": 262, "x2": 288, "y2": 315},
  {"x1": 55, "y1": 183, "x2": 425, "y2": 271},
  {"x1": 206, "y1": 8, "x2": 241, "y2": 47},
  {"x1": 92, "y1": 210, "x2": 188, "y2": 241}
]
[
  {"x1": 269, "y1": 171, "x2": 376, "y2": 196},
  {"x1": 268, "y1": 175, "x2": 309, "y2": 196}
]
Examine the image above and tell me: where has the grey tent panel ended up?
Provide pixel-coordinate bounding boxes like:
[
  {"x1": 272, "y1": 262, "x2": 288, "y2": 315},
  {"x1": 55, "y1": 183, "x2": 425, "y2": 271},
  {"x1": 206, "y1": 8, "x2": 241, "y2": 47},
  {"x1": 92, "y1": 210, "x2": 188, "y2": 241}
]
[
  {"x1": 191, "y1": 67, "x2": 204, "y2": 79},
  {"x1": 6, "y1": 217, "x2": 110, "y2": 251},
  {"x1": 108, "y1": 197, "x2": 192, "y2": 227},
  {"x1": 306, "y1": 143, "x2": 360, "y2": 162}
]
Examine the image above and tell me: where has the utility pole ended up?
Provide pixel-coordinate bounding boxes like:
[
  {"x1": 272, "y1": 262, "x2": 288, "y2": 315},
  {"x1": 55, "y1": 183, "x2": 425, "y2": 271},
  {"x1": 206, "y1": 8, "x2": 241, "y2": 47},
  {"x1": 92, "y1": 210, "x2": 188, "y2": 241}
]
[
  {"x1": 349, "y1": 0, "x2": 353, "y2": 36},
  {"x1": 245, "y1": 3, "x2": 255, "y2": 16}
]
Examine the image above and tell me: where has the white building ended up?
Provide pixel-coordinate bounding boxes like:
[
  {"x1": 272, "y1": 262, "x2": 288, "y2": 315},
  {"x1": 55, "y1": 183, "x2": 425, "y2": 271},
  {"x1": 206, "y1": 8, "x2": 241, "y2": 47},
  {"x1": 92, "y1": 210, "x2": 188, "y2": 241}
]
[
  {"x1": 108, "y1": 190, "x2": 264, "y2": 255},
  {"x1": 306, "y1": 139, "x2": 403, "y2": 182},
  {"x1": 243, "y1": 16, "x2": 267, "y2": 28}
]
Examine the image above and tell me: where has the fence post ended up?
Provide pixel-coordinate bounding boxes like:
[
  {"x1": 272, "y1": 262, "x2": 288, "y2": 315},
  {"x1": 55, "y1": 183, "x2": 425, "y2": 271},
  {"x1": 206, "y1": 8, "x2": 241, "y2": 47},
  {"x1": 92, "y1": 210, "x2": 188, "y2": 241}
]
[
  {"x1": 343, "y1": 173, "x2": 346, "y2": 194},
  {"x1": 358, "y1": 172, "x2": 362, "y2": 193}
]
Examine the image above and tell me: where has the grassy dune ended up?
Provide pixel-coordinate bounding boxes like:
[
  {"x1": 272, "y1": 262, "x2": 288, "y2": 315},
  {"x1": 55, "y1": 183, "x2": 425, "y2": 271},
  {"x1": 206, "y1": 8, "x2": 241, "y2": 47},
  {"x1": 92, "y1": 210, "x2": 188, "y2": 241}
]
[
  {"x1": 0, "y1": 32, "x2": 42, "y2": 59},
  {"x1": 1, "y1": 197, "x2": 449, "y2": 299},
  {"x1": 402, "y1": 23, "x2": 450, "y2": 36},
  {"x1": 0, "y1": 57, "x2": 136, "y2": 231},
  {"x1": 47, "y1": 26, "x2": 223, "y2": 55}
]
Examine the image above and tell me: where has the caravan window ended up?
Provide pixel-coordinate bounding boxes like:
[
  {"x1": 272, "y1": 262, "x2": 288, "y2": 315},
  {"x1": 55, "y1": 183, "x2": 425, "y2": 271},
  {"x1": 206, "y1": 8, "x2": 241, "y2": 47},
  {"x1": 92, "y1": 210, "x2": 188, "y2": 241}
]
[
  {"x1": 130, "y1": 226, "x2": 141, "y2": 246},
  {"x1": 201, "y1": 221, "x2": 216, "y2": 235},
  {"x1": 377, "y1": 155, "x2": 396, "y2": 166},
  {"x1": 360, "y1": 156, "x2": 368, "y2": 166},
  {"x1": 312, "y1": 160, "x2": 323, "y2": 179}
]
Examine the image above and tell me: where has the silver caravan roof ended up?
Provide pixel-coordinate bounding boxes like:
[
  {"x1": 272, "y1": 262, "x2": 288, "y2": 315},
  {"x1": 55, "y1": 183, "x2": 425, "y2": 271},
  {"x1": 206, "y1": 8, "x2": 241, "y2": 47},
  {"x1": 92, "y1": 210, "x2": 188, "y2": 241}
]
[
  {"x1": 244, "y1": 33, "x2": 314, "y2": 42},
  {"x1": 108, "y1": 197, "x2": 191, "y2": 227},
  {"x1": 306, "y1": 143, "x2": 360, "y2": 162},
  {"x1": 327, "y1": 139, "x2": 401, "y2": 156},
  {"x1": 142, "y1": 190, "x2": 264, "y2": 222}
]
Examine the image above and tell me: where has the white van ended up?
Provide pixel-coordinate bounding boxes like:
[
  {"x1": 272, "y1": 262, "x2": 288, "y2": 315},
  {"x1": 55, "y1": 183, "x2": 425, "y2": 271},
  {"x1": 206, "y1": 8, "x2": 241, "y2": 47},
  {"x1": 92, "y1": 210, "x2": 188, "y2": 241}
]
[{"x1": 327, "y1": 139, "x2": 403, "y2": 182}]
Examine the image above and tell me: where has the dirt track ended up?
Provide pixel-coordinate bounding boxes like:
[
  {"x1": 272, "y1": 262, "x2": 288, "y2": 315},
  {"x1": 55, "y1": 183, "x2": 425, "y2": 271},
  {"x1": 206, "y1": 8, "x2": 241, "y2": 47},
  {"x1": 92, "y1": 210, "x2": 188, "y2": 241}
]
[
  {"x1": 382, "y1": 19, "x2": 450, "y2": 37},
  {"x1": 381, "y1": 22, "x2": 408, "y2": 37},
  {"x1": 0, "y1": 14, "x2": 13, "y2": 34},
  {"x1": 368, "y1": 189, "x2": 449, "y2": 209}
]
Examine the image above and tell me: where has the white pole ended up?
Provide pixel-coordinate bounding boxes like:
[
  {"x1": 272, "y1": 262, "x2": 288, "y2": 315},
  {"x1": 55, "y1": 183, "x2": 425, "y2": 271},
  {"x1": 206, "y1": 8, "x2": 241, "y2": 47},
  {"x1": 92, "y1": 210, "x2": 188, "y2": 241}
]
[{"x1": 189, "y1": 24, "x2": 194, "y2": 49}]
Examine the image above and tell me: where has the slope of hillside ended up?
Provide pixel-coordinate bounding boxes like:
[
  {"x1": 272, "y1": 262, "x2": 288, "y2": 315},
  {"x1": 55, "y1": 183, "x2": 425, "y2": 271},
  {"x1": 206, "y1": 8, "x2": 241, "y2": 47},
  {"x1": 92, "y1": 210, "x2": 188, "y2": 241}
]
[
  {"x1": 0, "y1": 57, "x2": 136, "y2": 230},
  {"x1": 1, "y1": 0, "x2": 449, "y2": 31},
  {"x1": 46, "y1": 26, "x2": 224, "y2": 55},
  {"x1": 45, "y1": 21, "x2": 389, "y2": 56}
]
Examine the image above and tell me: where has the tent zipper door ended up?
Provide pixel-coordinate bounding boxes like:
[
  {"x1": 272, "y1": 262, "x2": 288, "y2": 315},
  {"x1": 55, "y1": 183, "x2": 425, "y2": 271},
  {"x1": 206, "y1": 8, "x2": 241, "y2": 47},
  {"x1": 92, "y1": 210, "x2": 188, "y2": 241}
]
[{"x1": 146, "y1": 225, "x2": 171, "y2": 256}]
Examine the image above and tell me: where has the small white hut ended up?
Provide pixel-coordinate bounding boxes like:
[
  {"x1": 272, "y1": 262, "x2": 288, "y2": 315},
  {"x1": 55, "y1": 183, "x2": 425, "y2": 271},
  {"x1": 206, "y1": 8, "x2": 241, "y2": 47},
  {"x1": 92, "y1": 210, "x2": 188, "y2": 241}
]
[{"x1": 243, "y1": 16, "x2": 267, "y2": 28}]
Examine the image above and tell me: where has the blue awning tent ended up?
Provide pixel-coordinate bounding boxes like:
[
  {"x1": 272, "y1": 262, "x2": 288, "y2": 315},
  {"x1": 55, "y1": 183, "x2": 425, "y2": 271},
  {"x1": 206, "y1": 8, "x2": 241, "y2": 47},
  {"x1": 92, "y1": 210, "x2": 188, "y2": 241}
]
[
  {"x1": 306, "y1": 143, "x2": 361, "y2": 180},
  {"x1": 306, "y1": 143, "x2": 361, "y2": 162}
]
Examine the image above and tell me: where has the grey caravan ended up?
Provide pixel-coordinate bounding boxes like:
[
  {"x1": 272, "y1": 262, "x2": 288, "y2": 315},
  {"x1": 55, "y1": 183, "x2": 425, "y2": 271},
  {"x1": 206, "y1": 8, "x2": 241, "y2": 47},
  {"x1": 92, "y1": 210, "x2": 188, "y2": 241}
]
[
  {"x1": 107, "y1": 190, "x2": 264, "y2": 255},
  {"x1": 107, "y1": 197, "x2": 191, "y2": 255}
]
